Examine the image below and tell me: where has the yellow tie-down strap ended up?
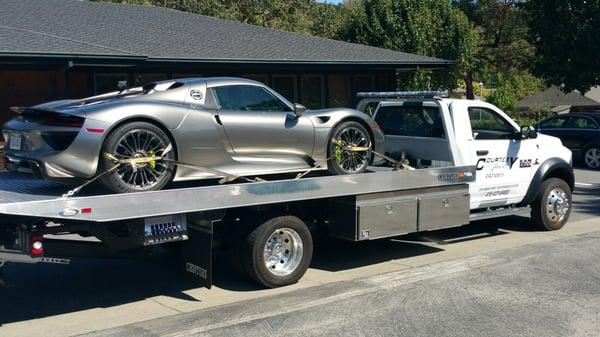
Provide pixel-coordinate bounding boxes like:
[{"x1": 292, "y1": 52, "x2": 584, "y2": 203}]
[{"x1": 103, "y1": 153, "x2": 161, "y2": 167}]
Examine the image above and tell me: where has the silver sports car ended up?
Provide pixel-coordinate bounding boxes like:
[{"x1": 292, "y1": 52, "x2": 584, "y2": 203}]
[{"x1": 2, "y1": 77, "x2": 385, "y2": 193}]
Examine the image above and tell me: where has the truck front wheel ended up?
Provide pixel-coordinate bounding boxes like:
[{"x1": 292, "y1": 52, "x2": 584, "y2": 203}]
[
  {"x1": 531, "y1": 178, "x2": 572, "y2": 231},
  {"x1": 242, "y1": 216, "x2": 313, "y2": 288}
]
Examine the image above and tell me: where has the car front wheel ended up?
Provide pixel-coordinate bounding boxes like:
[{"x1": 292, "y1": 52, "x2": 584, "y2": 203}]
[{"x1": 327, "y1": 121, "x2": 373, "y2": 175}]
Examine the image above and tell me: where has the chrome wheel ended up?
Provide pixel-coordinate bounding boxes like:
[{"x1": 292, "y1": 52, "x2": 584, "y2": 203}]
[
  {"x1": 113, "y1": 129, "x2": 171, "y2": 190},
  {"x1": 584, "y1": 147, "x2": 600, "y2": 169},
  {"x1": 333, "y1": 126, "x2": 371, "y2": 173},
  {"x1": 547, "y1": 187, "x2": 570, "y2": 223},
  {"x1": 263, "y1": 228, "x2": 303, "y2": 277}
]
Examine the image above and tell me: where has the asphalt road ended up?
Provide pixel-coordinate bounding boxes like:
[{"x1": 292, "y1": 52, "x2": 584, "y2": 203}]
[{"x1": 0, "y1": 168, "x2": 599, "y2": 337}]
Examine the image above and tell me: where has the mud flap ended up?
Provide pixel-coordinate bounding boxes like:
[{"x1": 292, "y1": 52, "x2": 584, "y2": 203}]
[{"x1": 181, "y1": 211, "x2": 224, "y2": 289}]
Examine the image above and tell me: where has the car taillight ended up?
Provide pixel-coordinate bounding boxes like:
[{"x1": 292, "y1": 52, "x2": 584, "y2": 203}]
[{"x1": 44, "y1": 114, "x2": 85, "y2": 128}]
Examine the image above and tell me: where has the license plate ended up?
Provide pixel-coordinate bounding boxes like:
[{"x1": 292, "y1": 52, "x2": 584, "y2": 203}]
[{"x1": 9, "y1": 134, "x2": 22, "y2": 150}]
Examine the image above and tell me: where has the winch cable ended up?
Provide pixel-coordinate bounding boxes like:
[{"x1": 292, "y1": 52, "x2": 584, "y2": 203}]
[{"x1": 62, "y1": 140, "x2": 412, "y2": 199}]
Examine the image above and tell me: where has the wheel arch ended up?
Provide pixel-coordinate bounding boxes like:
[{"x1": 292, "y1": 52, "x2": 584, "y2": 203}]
[
  {"x1": 520, "y1": 158, "x2": 574, "y2": 206},
  {"x1": 100, "y1": 116, "x2": 179, "y2": 160},
  {"x1": 582, "y1": 143, "x2": 600, "y2": 157},
  {"x1": 326, "y1": 117, "x2": 375, "y2": 156}
]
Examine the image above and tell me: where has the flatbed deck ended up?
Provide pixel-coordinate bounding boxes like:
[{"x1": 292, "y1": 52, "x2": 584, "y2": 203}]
[{"x1": 0, "y1": 166, "x2": 475, "y2": 222}]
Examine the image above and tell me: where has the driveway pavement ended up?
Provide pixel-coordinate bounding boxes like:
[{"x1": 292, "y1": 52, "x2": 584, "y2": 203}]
[{"x1": 0, "y1": 168, "x2": 598, "y2": 337}]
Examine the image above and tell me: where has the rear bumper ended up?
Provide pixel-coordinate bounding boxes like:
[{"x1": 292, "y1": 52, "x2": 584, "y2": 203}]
[{"x1": 5, "y1": 154, "x2": 82, "y2": 181}]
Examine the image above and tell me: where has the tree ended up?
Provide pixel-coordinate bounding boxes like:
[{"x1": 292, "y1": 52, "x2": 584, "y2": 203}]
[
  {"x1": 454, "y1": 0, "x2": 538, "y2": 99},
  {"x1": 525, "y1": 0, "x2": 600, "y2": 92},
  {"x1": 97, "y1": 0, "x2": 349, "y2": 38},
  {"x1": 340, "y1": 0, "x2": 477, "y2": 91},
  {"x1": 487, "y1": 72, "x2": 543, "y2": 118}
]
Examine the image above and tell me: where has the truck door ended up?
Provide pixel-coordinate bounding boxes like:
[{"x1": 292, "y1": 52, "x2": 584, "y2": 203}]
[{"x1": 466, "y1": 105, "x2": 537, "y2": 209}]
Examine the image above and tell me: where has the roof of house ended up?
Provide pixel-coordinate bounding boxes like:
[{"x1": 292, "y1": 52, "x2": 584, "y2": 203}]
[
  {"x1": 0, "y1": 0, "x2": 449, "y2": 67},
  {"x1": 518, "y1": 86, "x2": 600, "y2": 109}
]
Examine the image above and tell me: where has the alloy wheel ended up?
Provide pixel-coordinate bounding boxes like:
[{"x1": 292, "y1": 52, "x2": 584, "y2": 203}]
[
  {"x1": 585, "y1": 147, "x2": 600, "y2": 169},
  {"x1": 113, "y1": 129, "x2": 171, "y2": 190},
  {"x1": 333, "y1": 126, "x2": 371, "y2": 173}
]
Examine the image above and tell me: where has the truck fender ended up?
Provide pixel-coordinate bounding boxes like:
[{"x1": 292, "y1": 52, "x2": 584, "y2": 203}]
[{"x1": 520, "y1": 158, "x2": 574, "y2": 206}]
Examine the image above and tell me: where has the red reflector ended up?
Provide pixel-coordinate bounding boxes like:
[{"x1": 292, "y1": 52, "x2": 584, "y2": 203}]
[
  {"x1": 80, "y1": 207, "x2": 92, "y2": 214},
  {"x1": 31, "y1": 236, "x2": 44, "y2": 256},
  {"x1": 86, "y1": 128, "x2": 105, "y2": 134}
]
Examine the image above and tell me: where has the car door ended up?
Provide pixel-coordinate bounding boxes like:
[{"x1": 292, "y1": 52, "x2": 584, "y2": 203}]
[
  {"x1": 561, "y1": 116, "x2": 599, "y2": 152},
  {"x1": 466, "y1": 105, "x2": 537, "y2": 208},
  {"x1": 211, "y1": 84, "x2": 315, "y2": 167}
]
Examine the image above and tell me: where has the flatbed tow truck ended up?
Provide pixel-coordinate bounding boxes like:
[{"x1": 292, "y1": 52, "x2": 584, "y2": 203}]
[{"x1": 0, "y1": 92, "x2": 574, "y2": 288}]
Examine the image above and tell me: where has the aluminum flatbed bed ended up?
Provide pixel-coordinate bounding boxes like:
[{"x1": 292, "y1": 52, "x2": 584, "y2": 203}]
[{"x1": 0, "y1": 166, "x2": 475, "y2": 222}]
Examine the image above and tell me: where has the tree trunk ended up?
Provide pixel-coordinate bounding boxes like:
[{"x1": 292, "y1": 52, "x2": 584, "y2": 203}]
[{"x1": 465, "y1": 71, "x2": 475, "y2": 100}]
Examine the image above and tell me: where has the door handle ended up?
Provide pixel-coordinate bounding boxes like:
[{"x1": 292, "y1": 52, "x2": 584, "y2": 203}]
[
  {"x1": 476, "y1": 150, "x2": 489, "y2": 156},
  {"x1": 214, "y1": 115, "x2": 223, "y2": 125}
]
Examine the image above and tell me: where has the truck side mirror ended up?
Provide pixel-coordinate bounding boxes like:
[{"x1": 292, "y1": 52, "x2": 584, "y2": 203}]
[
  {"x1": 293, "y1": 103, "x2": 306, "y2": 117},
  {"x1": 520, "y1": 125, "x2": 538, "y2": 139}
]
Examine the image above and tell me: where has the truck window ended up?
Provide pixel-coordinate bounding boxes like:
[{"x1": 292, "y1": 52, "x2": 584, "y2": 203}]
[
  {"x1": 374, "y1": 105, "x2": 445, "y2": 138},
  {"x1": 468, "y1": 107, "x2": 515, "y2": 140}
]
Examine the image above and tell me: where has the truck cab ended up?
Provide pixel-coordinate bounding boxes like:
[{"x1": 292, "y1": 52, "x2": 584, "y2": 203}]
[{"x1": 361, "y1": 92, "x2": 573, "y2": 229}]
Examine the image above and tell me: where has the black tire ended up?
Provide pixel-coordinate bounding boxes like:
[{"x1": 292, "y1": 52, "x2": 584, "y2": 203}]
[
  {"x1": 583, "y1": 146, "x2": 600, "y2": 170},
  {"x1": 241, "y1": 216, "x2": 313, "y2": 288},
  {"x1": 327, "y1": 121, "x2": 373, "y2": 175},
  {"x1": 99, "y1": 121, "x2": 175, "y2": 193},
  {"x1": 531, "y1": 178, "x2": 572, "y2": 231}
]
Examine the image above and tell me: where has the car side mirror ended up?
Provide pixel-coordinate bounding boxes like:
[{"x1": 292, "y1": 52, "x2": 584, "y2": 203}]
[
  {"x1": 293, "y1": 103, "x2": 306, "y2": 117},
  {"x1": 520, "y1": 125, "x2": 538, "y2": 139}
]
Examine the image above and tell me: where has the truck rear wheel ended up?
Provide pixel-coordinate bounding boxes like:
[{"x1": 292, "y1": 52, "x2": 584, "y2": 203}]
[
  {"x1": 531, "y1": 178, "x2": 572, "y2": 231},
  {"x1": 242, "y1": 216, "x2": 313, "y2": 288}
]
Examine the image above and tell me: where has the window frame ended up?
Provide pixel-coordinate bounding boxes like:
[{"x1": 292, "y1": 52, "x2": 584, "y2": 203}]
[
  {"x1": 271, "y1": 74, "x2": 298, "y2": 103},
  {"x1": 211, "y1": 84, "x2": 292, "y2": 112},
  {"x1": 300, "y1": 74, "x2": 325, "y2": 109},
  {"x1": 564, "y1": 115, "x2": 600, "y2": 130},
  {"x1": 468, "y1": 106, "x2": 518, "y2": 140},
  {"x1": 373, "y1": 103, "x2": 446, "y2": 139},
  {"x1": 538, "y1": 116, "x2": 570, "y2": 130}
]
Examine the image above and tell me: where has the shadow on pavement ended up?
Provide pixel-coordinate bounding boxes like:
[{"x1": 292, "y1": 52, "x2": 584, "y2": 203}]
[
  {"x1": 1, "y1": 189, "x2": 597, "y2": 325},
  {"x1": 573, "y1": 185, "x2": 600, "y2": 217}
]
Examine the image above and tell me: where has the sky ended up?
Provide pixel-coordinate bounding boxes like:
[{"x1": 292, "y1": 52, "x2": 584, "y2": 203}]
[{"x1": 319, "y1": 0, "x2": 343, "y2": 3}]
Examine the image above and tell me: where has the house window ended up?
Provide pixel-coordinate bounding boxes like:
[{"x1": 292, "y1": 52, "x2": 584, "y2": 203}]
[
  {"x1": 173, "y1": 73, "x2": 203, "y2": 79},
  {"x1": 328, "y1": 74, "x2": 350, "y2": 107},
  {"x1": 301, "y1": 74, "x2": 325, "y2": 109},
  {"x1": 272, "y1": 75, "x2": 297, "y2": 102},
  {"x1": 241, "y1": 73, "x2": 268, "y2": 85},
  {"x1": 353, "y1": 74, "x2": 375, "y2": 105},
  {"x1": 135, "y1": 73, "x2": 167, "y2": 86},
  {"x1": 94, "y1": 73, "x2": 129, "y2": 94}
]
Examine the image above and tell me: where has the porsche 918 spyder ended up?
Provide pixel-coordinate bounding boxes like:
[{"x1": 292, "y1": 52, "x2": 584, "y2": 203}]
[{"x1": 2, "y1": 77, "x2": 385, "y2": 193}]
